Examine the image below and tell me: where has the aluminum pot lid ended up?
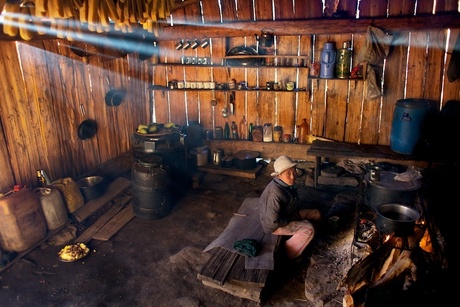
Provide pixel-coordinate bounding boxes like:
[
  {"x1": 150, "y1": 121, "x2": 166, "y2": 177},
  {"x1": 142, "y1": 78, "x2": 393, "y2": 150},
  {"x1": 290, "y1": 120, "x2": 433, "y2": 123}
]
[
  {"x1": 365, "y1": 171, "x2": 421, "y2": 191},
  {"x1": 395, "y1": 99, "x2": 430, "y2": 109},
  {"x1": 234, "y1": 150, "x2": 260, "y2": 160}
]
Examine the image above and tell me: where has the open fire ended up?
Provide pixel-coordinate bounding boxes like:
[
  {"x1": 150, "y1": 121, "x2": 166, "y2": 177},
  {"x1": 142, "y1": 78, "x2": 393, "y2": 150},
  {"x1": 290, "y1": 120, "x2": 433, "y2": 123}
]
[{"x1": 339, "y1": 196, "x2": 447, "y2": 306}]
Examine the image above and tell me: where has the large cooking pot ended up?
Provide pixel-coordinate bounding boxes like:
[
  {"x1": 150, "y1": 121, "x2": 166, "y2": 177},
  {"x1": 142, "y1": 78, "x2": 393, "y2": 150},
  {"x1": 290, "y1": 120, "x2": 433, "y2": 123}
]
[
  {"x1": 375, "y1": 203, "x2": 420, "y2": 236},
  {"x1": 364, "y1": 171, "x2": 421, "y2": 209},
  {"x1": 233, "y1": 150, "x2": 260, "y2": 170}
]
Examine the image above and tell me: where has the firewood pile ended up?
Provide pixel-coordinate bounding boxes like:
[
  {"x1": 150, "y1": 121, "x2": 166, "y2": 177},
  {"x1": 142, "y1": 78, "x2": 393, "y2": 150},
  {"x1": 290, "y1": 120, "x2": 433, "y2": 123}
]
[
  {"x1": 1, "y1": 0, "x2": 179, "y2": 41},
  {"x1": 338, "y1": 199, "x2": 449, "y2": 306}
]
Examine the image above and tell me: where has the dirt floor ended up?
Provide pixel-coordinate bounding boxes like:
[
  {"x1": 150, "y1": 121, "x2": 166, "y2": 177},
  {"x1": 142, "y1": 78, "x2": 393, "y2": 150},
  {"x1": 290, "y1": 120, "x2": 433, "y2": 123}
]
[{"x1": 0, "y1": 162, "x2": 454, "y2": 307}]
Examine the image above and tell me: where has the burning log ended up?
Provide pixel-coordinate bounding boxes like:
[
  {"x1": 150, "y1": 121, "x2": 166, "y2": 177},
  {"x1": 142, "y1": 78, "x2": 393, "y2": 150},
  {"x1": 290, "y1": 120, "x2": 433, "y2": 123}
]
[
  {"x1": 339, "y1": 237, "x2": 396, "y2": 294},
  {"x1": 370, "y1": 249, "x2": 416, "y2": 289},
  {"x1": 340, "y1": 235, "x2": 420, "y2": 296}
]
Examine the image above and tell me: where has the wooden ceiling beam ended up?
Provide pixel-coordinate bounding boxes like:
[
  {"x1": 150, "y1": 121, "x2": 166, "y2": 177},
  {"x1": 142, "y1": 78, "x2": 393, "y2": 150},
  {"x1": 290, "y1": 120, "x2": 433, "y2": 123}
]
[
  {"x1": 157, "y1": 12, "x2": 460, "y2": 41},
  {"x1": 0, "y1": 12, "x2": 458, "y2": 42}
]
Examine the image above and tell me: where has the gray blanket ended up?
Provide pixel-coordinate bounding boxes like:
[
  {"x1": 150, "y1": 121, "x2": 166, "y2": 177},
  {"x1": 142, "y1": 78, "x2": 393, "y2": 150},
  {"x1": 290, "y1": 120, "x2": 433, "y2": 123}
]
[{"x1": 203, "y1": 197, "x2": 278, "y2": 270}]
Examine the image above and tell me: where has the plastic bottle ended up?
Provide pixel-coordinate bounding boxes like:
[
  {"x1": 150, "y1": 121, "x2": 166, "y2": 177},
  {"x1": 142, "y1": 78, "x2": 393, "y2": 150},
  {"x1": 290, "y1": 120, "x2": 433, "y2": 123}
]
[
  {"x1": 299, "y1": 118, "x2": 309, "y2": 144},
  {"x1": 239, "y1": 116, "x2": 248, "y2": 140},
  {"x1": 231, "y1": 121, "x2": 238, "y2": 139},
  {"x1": 336, "y1": 41, "x2": 352, "y2": 79}
]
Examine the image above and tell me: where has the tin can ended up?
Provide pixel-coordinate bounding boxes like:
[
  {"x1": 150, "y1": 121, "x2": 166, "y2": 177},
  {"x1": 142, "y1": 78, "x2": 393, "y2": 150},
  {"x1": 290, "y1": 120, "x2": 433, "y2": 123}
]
[
  {"x1": 283, "y1": 134, "x2": 291, "y2": 143},
  {"x1": 214, "y1": 126, "x2": 223, "y2": 139}
]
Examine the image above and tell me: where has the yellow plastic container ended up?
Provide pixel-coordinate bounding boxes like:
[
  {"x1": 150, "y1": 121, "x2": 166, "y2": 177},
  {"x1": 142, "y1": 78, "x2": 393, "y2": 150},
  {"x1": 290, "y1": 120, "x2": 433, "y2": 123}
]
[{"x1": 0, "y1": 188, "x2": 47, "y2": 252}]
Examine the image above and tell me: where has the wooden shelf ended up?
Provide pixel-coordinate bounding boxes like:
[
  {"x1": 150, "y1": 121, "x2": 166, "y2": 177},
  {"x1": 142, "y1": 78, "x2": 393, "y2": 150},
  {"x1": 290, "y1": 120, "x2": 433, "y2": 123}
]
[
  {"x1": 148, "y1": 85, "x2": 307, "y2": 92},
  {"x1": 197, "y1": 164, "x2": 263, "y2": 179},
  {"x1": 308, "y1": 77, "x2": 365, "y2": 81},
  {"x1": 151, "y1": 62, "x2": 309, "y2": 69}
]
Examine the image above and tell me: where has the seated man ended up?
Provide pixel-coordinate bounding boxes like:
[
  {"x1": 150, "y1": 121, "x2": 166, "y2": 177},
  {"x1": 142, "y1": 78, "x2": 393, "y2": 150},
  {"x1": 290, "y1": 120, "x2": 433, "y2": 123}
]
[{"x1": 259, "y1": 155, "x2": 321, "y2": 260}]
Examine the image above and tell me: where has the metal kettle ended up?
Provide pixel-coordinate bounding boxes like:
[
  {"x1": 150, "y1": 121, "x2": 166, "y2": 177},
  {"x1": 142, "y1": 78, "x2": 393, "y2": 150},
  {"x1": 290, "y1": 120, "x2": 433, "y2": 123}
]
[
  {"x1": 255, "y1": 29, "x2": 274, "y2": 47},
  {"x1": 213, "y1": 150, "x2": 222, "y2": 166}
]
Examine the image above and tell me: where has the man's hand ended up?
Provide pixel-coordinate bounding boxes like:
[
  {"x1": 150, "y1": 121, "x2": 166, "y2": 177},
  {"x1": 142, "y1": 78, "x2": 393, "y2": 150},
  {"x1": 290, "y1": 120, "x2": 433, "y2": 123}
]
[{"x1": 299, "y1": 209, "x2": 322, "y2": 223}]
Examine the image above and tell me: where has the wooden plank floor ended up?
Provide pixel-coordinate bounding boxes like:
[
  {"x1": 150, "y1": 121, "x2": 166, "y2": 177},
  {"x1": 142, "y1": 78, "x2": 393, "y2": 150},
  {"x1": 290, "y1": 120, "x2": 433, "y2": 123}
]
[{"x1": 197, "y1": 247, "x2": 272, "y2": 303}]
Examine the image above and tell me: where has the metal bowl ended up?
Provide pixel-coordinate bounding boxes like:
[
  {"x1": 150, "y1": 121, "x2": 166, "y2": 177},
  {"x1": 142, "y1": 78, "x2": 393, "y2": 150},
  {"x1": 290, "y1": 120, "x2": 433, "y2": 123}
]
[
  {"x1": 226, "y1": 46, "x2": 262, "y2": 66},
  {"x1": 77, "y1": 176, "x2": 104, "y2": 202},
  {"x1": 375, "y1": 203, "x2": 420, "y2": 236}
]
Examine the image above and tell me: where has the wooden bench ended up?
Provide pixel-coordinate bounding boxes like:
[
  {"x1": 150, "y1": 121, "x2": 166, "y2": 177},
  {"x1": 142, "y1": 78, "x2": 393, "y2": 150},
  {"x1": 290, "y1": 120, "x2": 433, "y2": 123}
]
[{"x1": 307, "y1": 140, "x2": 433, "y2": 188}]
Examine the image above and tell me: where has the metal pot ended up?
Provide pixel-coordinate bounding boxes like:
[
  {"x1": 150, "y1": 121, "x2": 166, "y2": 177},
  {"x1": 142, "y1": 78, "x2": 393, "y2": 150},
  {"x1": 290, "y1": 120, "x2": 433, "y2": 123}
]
[
  {"x1": 233, "y1": 150, "x2": 259, "y2": 170},
  {"x1": 364, "y1": 171, "x2": 421, "y2": 209},
  {"x1": 190, "y1": 146, "x2": 209, "y2": 166},
  {"x1": 255, "y1": 29, "x2": 274, "y2": 47},
  {"x1": 375, "y1": 203, "x2": 420, "y2": 236},
  {"x1": 77, "y1": 176, "x2": 105, "y2": 202},
  {"x1": 213, "y1": 150, "x2": 222, "y2": 166}
]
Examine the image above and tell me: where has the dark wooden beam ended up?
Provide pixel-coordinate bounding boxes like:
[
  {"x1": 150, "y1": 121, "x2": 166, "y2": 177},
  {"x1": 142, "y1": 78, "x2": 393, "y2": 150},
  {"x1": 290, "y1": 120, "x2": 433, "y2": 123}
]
[
  {"x1": 157, "y1": 12, "x2": 460, "y2": 41},
  {"x1": 0, "y1": 12, "x2": 458, "y2": 43}
]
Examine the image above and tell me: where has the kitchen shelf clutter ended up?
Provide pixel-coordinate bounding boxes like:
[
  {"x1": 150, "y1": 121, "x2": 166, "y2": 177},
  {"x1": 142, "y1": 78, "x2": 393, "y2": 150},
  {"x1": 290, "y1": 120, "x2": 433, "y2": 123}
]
[
  {"x1": 151, "y1": 56, "x2": 310, "y2": 68},
  {"x1": 148, "y1": 85, "x2": 307, "y2": 92}
]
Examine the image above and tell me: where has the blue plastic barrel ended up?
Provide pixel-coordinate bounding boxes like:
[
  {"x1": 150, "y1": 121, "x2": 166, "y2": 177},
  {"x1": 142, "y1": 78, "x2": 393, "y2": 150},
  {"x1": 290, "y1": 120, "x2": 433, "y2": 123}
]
[{"x1": 390, "y1": 99, "x2": 430, "y2": 155}]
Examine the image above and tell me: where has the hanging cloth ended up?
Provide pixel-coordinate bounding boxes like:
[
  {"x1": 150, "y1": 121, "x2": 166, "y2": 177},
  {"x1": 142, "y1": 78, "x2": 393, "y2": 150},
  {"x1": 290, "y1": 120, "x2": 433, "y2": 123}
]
[{"x1": 357, "y1": 26, "x2": 393, "y2": 100}]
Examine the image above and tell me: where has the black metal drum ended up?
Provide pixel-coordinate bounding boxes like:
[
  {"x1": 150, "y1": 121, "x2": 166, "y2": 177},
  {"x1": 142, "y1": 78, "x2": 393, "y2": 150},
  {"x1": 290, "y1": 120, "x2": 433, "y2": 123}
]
[{"x1": 131, "y1": 158, "x2": 173, "y2": 220}]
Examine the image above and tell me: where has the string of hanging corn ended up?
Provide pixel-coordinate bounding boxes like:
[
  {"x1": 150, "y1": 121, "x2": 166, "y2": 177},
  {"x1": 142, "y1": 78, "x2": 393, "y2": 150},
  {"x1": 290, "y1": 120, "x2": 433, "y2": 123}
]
[{"x1": 2, "y1": 0, "x2": 176, "y2": 40}]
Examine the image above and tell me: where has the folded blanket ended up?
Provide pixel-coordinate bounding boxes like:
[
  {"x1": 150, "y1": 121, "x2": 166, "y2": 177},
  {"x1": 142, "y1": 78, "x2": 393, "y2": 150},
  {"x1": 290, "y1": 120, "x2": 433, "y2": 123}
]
[{"x1": 233, "y1": 239, "x2": 260, "y2": 257}]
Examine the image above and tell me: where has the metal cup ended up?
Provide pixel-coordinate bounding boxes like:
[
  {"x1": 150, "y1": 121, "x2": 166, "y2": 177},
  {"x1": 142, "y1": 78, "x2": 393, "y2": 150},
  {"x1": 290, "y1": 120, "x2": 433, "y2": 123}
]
[
  {"x1": 200, "y1": 39, "x2": 210, "y2": 48},
  {"x1": 182, "y1": 40, "x2": 191, "y2": 50},
  {"x1": 191, "y1": 39, "x2": 200, "y2": 49},
  {"x1": 369, "y1": 166, "x2": 381, "y2": 181},
  {"x1": 175, "y1": 40, "x2": 183, "y2": 50}
]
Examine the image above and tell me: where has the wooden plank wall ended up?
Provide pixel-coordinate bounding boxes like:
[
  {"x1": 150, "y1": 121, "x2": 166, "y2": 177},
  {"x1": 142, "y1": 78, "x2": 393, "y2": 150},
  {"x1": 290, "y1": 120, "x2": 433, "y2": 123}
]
[
  {"x1": 152, "y1": 0, "x2": 459, "y2": 143},
  {"x1": 0, "y1": 40, "x2": 148, "y2": 191},
  {"x1": 0, "y1": 0, "x2": 459, "y2": 192}
]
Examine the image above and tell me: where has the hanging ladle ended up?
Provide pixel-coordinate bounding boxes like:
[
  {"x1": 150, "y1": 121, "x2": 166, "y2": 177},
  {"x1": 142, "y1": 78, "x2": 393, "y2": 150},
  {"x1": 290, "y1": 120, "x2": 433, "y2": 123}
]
[
  {"x1": 222, "y1": 91, "x2": 229, "y2": 118},
  {"x1": 211, "y1": 98, "x2": 217, "y2": 135}
]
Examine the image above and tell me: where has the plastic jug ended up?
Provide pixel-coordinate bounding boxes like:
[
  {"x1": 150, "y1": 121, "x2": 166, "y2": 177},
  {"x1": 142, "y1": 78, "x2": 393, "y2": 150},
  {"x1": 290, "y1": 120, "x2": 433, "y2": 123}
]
[
  {"x1": 0, "y1": 188, "x2": 47, "y2": 252},
  {"x1": 320, "y1": 42, "x2": 336, "y2": 78}
]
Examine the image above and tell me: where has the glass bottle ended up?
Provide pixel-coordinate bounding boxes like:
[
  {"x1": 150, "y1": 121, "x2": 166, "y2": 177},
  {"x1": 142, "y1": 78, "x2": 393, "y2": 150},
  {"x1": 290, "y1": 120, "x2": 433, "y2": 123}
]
[
  {"x1": 36, "y1": 170, "x2": 46, "y2": 187},
  {"x1": 248, "y1": 123, "x2": 254, "y2": 141},
  {"x1": 224, "y1": 122, "x2": 230, "y2": 139},
  {"x1": 239, "y1": 116, "x2": 248, "y2": 140},
  {"x1": 231, "y1": 121, "x2": 238, "y2": 139},
  {"x1": 336, "y1": 41, "x2": 352, "y2": 79}
]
